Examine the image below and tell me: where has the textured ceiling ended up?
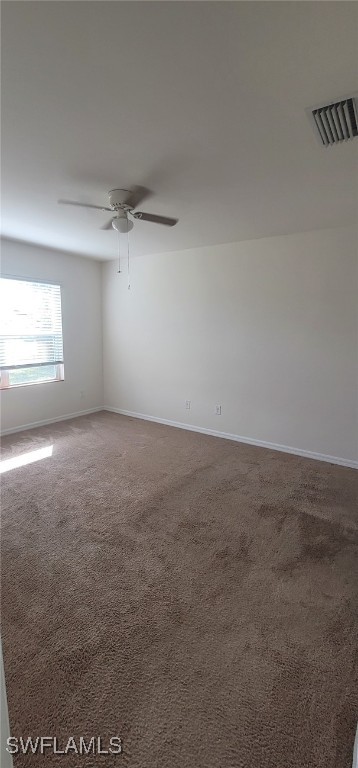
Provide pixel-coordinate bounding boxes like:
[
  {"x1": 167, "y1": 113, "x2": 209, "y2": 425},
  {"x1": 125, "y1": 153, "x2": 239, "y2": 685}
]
[{"x1": 1, "y1": 1, "x2": 357, "y2": 260}]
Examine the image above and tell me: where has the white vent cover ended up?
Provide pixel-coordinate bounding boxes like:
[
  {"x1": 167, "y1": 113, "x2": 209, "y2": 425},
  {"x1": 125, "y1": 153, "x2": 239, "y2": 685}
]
[{"x1": 311, "y1": 97, "x2": 358, "y2": 146}]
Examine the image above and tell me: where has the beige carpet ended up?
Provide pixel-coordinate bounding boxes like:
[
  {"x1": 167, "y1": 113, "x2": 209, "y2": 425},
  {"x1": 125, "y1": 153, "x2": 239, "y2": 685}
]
[{"x1": 1, "y1": 411, "x2": 357, "y2": 767}]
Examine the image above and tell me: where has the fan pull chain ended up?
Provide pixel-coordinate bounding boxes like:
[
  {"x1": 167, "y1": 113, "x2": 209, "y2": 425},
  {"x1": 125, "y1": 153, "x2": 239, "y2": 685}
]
[
  {"x1": 117, "y1": 230, "x2": 121, "y2": 273},
  {"x1": 127, "y1": 229, "x2": 131, "y2": 290}
]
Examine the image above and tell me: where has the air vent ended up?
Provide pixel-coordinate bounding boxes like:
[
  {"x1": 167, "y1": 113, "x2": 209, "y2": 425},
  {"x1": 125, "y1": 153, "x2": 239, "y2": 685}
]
[{"x1": 312, "y1": 97, "x2": 358, "y2": 146}]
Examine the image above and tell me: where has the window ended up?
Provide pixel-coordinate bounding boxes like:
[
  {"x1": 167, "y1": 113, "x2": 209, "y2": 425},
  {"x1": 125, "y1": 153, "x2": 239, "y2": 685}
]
[{"x1": 0, "y1": 277, "x2": 64, "y2": 389}]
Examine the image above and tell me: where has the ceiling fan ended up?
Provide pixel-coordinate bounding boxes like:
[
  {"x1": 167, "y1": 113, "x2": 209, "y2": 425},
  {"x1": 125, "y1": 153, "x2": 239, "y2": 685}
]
[{"x1": 58, "y1": 187, "x2": 178, "y2": 232}]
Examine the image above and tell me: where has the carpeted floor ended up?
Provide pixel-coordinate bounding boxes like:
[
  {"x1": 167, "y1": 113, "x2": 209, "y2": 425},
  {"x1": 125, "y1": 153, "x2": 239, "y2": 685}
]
[{"x1": 1, "y1": 411, "x2": 357, "y2": 767}]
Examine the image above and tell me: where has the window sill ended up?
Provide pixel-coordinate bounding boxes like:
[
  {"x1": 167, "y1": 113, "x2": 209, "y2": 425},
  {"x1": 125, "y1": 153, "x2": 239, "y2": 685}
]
[{"x1": 1, "y1": 380, "x2": 65, "y2": 391}]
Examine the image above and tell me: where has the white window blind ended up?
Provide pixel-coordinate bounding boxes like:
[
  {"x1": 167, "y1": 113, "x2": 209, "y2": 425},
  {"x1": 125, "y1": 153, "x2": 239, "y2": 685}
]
[{"x1": 0, "y1": 277, "x2": 64, "y2": 370}]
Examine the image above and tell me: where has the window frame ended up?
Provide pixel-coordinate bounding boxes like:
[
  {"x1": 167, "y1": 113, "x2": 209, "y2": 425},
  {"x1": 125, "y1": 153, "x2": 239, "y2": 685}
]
[
  {"x1": 0, "y1": 363, "x2": 64, "y2": 390},
  {"x1": 0, "y1": 274, "x2": 65, "y2": 391}
]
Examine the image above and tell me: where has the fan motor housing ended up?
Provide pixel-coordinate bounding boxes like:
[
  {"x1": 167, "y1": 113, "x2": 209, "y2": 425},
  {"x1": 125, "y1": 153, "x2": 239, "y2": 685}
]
[{"x1": 109, "y1": 189, "x2": 130, "y2": 210}]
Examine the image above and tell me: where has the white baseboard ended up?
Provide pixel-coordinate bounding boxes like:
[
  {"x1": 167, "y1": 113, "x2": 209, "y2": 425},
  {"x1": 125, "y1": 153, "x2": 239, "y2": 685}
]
[
  {"x1": 353, "y1": 724, "x2": 358, "y2": 768},
  {"x1": 0, "y1": 407, "x2": 103, "y2": 437},
  {"x1": 0, "y1": 640, "x2": 13, "y2": 768},
  {"x1": 104, "y1": 407, "x2": 358, "y2": 470},
  {"x1": 2, "y1": 405, "x2": 357, "y2": 469}
]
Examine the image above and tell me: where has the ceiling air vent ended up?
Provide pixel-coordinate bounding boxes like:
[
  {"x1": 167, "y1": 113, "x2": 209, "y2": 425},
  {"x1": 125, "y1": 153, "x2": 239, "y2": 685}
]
[{"x1": 312, "y1": 97, "x2": 358, "y2": 146}]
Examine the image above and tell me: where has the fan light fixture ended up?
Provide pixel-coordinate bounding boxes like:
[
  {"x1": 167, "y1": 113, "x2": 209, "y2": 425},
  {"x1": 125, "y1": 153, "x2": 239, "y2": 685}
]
[{"x1": 112, "y1": 215, "x2": 133, "y2": 234}]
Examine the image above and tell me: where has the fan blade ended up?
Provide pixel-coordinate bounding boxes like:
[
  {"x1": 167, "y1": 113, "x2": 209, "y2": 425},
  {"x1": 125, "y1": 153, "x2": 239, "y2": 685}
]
[
  {"x1": 134, "y1": 212, "x2": 178, "y2": 227},
  {"x1": 124, "y1": 186, "x2": 151, "y2": 210},
  {"x1": 58, "y1": 199, "x2": 111, "y2": 211},
  {"x1": 101, "y1": 219, "x2": 114, "y2": 230}
]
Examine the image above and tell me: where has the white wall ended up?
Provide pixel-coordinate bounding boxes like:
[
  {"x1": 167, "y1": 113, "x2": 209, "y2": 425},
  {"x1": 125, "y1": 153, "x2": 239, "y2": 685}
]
[
  {"x1": 0, "y1": 239, "x2": 103, "y2": 433},
  {"x1": 102, "y1": 226, "x2": 358, "y2": 465}
]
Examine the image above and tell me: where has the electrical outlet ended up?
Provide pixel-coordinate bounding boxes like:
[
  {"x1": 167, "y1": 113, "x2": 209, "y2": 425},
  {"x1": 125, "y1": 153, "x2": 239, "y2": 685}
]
[
  {"x1": 185, "y1": 400, "x2": 191, "y2": 410},
  {"x1": 215, "y1": 405, "x2": 222, "y2": 415}
]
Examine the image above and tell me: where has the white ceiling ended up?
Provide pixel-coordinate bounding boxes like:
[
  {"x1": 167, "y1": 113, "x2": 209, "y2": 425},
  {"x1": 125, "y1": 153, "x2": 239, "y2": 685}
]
[{"x1": 1, "y1": 1, "x2": 357, "y2": 260}]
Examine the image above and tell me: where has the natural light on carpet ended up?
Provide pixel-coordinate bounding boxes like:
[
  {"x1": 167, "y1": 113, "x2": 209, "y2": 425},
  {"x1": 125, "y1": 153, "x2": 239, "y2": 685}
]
[{"x1": 0, "y1": 445, "x2": 53, "y2": 474}]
